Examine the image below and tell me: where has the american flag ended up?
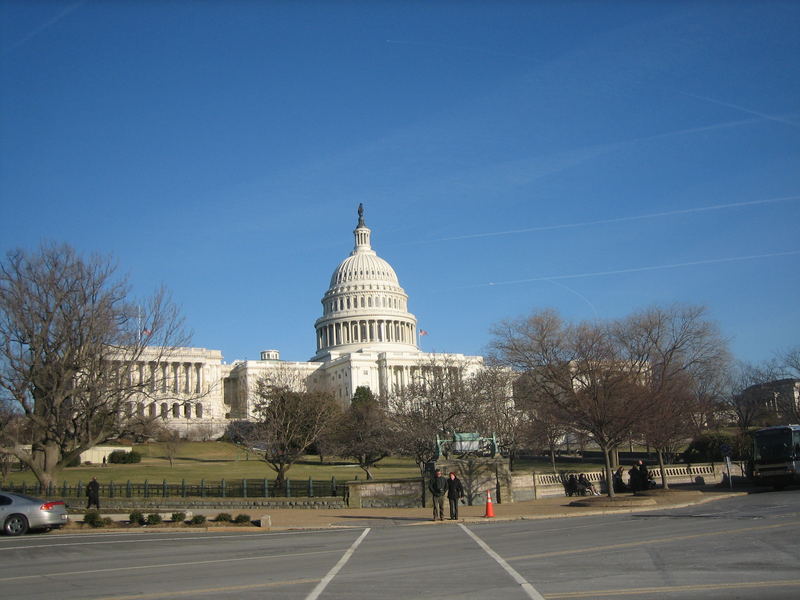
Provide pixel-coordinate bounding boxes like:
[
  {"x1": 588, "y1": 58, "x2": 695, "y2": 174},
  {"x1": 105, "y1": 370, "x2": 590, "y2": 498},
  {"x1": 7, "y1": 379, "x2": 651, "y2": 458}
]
[{"x1": 419, "y1": 329, "x2": 429, "y2": 336}]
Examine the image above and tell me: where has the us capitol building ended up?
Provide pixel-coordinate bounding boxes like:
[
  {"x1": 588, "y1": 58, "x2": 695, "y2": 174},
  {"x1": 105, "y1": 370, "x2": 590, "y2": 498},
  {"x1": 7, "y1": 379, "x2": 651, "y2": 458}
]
[{"x1": 136, "y1": 206, "x2": 483, "y2": 438}]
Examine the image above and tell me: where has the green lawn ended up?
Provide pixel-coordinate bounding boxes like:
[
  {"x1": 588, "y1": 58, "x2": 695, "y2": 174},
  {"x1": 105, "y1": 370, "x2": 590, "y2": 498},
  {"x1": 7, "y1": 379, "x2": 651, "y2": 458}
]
[
  {"x1": 2, "y1": 441, "x2": 617, "y2": 487},
  {"x1": 2, "y1": 442, "x2": 422, "y2": 485}
]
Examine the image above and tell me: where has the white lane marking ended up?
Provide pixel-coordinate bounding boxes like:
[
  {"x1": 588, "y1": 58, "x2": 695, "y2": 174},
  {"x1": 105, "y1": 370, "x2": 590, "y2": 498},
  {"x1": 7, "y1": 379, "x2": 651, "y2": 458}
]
[
  {"x1": 0, "y1": 528, "x2": 343, "y2": 551},
  {"x1": 0, "y1": 549, "x2": 338, "y2": 582},
  {"x1": 305, "y1": 527, "x2": 370, "y2": 600},
  {"x1": 459, "y1": 524, "x2": 545, "y2": 600}
]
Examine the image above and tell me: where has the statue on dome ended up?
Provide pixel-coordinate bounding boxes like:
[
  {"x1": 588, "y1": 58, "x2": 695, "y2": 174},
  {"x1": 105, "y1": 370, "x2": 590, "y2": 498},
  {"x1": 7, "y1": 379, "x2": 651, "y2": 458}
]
[{"x1": 357, "y1": 203, "x2": 365, "y2": 226}]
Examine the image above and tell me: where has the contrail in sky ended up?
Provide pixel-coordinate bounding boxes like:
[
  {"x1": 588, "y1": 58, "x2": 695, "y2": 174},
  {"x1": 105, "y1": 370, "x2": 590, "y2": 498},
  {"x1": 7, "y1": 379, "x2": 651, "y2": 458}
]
[
  {"x1": 436, "y1": 195, "x2": 800, "y2": 242},
  {"x1": 385, "y1": 39, "x2": 542, "y2": 63},
  {"x1": 454, "y1": 250, "x2": 800, "y2": 290},
  {"x1": 678, "y1": 91, "x2": 800, "y2": 130},
  {"x1": 2, "y1": 1, "x2": 86, "y2": 56}
]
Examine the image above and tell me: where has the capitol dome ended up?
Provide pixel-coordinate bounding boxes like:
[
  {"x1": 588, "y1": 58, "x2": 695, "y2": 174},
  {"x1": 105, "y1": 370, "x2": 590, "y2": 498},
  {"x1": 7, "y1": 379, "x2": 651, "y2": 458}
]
[{"x1": 313, "y1": 206, "x2": 418, "y2": 359}]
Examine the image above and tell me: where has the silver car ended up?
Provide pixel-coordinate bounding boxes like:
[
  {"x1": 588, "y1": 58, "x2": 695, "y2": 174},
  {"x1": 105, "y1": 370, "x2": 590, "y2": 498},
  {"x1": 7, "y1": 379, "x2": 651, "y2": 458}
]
[{"x1": 0, "y1": 491, "x2": 69, "y2": 535}]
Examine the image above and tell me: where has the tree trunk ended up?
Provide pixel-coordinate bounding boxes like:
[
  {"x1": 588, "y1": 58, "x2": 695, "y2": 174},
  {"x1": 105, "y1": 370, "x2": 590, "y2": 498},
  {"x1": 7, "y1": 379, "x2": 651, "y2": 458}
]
[
  {"x1": 657, "y1": 448, "x2": 669, "y2": 490},
  {"x1": 549, "y1": 445, "x2": 558, "y2": 475},
  {"x1": 273, "y1": 464, "x2": 288, "y2": 488},
  {"x1": 603, "y1": 446, "x2": 615, "y2": 498},
  {"x1": 29, "y1": 441, "x2": 62, "y2": 488}
]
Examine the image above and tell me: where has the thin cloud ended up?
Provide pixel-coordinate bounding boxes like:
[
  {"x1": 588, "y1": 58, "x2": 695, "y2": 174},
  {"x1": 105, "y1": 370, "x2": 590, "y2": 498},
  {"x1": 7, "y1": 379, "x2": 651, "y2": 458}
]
[
  {"x1": 385, "y1": 39, "x2": 543, "y2": 64},
  {"x1": 455, "y1": 250, "x2": 800, "y2": 290},
  {"x1": 2, "y1": 1, "x2": 87, "y2": 56},
  {"x1": 637, "y1": 116, "x2": 764, "y2": 142},
  {"x1": 678, "y1": 91, "x2": 800, "y2": 130},
  {"x1": 436, "y1": 195, "x2": 800, "y2": 242}
]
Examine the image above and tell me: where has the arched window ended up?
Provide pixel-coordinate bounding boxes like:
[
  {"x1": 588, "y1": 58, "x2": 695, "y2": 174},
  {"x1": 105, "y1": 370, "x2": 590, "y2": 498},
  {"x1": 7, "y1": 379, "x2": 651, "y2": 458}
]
[
  {"x1": 137, "y1": 403, "x2": 144, "y2": 417},
  {"x1": 195, "y1": 403, "x2": 204, "y2": 418},
  {"x1": 148, "y1": 403, "x2": 156, "y2": 417},
  {"x1": 184, "y1": 403, "x2": 192, "y2": 419},
  {"x1": 172, "y1": 403, "x2": 180, "y2": 418},
  {"x1": 160, "y1": 403, "x2": 168, "y2": 418}
]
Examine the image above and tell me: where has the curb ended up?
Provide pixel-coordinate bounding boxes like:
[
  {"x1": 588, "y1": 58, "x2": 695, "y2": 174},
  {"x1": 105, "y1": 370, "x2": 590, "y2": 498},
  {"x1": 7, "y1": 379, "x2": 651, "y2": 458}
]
[{"x1": 51, "y1": 492, "x2": 747, "y2": 534}]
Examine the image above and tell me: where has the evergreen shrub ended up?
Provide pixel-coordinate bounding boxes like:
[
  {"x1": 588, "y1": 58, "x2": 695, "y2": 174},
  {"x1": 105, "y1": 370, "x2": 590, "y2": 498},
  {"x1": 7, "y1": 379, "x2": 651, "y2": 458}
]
[
  {"x1": 171, "y1": 512, "x2": 186, "y2": 523},
  {"x1": 108, "y1": 450, "x2": 142, "y2": 464},
  {"x1": 215, "y1": 512, "x2": 232, "y2": 522},
  {"x1": 83, "y1": 510, "x2": 104, "y2": 528},
  {"x1": 234, "y1": 514, "x2": 251, "y2": 524},
  {"x1": 129, "y1": 510, "x2": 145, "y2": 525},
  {"x1": 146, "y1": 513, "x2": 163, "y2": 525}
]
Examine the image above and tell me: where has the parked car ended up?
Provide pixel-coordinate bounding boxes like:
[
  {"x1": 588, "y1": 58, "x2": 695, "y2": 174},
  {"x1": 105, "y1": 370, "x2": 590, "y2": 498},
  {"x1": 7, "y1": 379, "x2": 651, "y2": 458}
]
[{"x1": 0, "y1": 491, "x2": 69, "y2": 535}]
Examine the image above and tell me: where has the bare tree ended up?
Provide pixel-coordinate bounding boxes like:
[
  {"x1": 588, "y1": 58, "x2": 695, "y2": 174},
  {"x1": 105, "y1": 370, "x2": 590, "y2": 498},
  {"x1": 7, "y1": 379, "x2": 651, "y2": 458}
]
[
  {"x1": 331, "y1": 386, "x2": 395, "y2": 479},
  {"x1": 617, "y1": 305, "x2": 729, "y2": 488},
  {"x1": 491, "y1": 309, "x2": 660, "y2": 498},
  {"x1": 468, "y1": 365, "x2": 529, "y2": 470},
  {"x1": 248, "y1": 380, "x2": 340, "y2": 486},
  {"x1": 158, "y1": 428, "x2": 183, "y2": 468},
  {"x1": 780, "y1": 346, "x2": 800, "y2": 378},
  {"x1": 0, "y1": 243, "x2": 188, "y2": 487},
  {"x1": 389, "y1": 355, "x2": 476, "y2": 474},
  {"x1": 514, "y1": 373, "x2": 571, "y2": 474},
  {"x1": 721, "y1": 361, "x2": 781, "y2": 432}
]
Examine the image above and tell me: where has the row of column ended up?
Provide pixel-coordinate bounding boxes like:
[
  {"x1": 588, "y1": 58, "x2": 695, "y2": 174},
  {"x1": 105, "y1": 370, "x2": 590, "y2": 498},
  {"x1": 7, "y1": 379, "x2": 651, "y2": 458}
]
[
  {"x1": 126, "y1": 401, "x2": 205, "y2": 419},
  {"x1": 127, "y1": 362, "x2": 205, "y2": 395},
  {"x1": 317, "y1": 319, "x2": 416, "y2": 350},
  {"x1": 390, "y1": 365, "x2": 419, "y2": 391}
]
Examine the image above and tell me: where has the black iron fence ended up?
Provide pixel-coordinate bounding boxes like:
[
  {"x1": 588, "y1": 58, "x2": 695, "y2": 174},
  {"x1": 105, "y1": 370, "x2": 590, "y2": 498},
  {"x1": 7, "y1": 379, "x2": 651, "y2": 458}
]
[{"x1": 2, "y1": 477, "x2": 342, "y2": 499}]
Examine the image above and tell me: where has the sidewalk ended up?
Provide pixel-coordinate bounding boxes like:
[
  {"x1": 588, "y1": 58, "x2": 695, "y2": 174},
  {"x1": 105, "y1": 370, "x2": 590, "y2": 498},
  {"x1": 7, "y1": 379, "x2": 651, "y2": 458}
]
[{"x1": 64, "y1": 487, "x2": 747, "y2": 532}]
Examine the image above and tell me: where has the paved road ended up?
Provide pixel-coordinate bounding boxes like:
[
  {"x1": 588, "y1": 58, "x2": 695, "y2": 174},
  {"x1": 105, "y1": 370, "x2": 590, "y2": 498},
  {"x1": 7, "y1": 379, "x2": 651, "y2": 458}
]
[{"x1": 2, "y1": 489, "x2": 799, "y2": 599}]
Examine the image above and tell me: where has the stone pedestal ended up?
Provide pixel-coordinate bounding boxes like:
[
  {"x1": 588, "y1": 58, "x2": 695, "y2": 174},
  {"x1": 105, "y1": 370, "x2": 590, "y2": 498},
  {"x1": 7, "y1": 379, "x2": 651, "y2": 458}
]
[{"x1": 435, "y1": 457, "x2": 511, "y2": 505}]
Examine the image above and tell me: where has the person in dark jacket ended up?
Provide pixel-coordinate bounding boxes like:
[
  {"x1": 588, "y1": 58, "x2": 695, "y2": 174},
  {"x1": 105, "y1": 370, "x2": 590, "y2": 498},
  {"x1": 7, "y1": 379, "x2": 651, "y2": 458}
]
[
  {"x1": 638, "y1": 460, "x2": 653, "y2": 489},
  {"x1": 565, "y1": 474, "x2": 579, "y2": 496},
  {"x1": 446, "y1": 472, "x2": 464, "y2": 520},
  {"x1": 628, "y1": 464, "x2": 641, "y2": 492},
  {"x1": 428, "y1": 469, "x2": 448, "y2": 521},
  {"x1": 613, "y1": 466, "x2": 627, "y2": 493},
  {"x1": 86, "y1": 476, "x2": 100, "y2": 509}
]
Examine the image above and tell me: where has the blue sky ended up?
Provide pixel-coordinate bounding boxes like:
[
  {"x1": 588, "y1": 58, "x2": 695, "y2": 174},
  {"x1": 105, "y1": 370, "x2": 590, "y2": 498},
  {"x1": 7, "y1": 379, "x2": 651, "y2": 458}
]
[{"x1": 1, "y1": 1, "x2": 798, "y2": 365}]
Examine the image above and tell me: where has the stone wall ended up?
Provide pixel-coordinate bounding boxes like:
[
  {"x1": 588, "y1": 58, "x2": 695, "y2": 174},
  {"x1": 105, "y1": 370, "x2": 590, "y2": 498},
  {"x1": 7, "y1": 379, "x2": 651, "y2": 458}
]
[
  {"x1": 83, "y1": 497, "x2": 347, "y2": 510},
  {"x1": 346, "y1": 478, "x2": 424, "y2": 508},
  {"x1": 79, "y1": 445, "x2": 133, "y2": 464},
  {"x1": 529, "y1": 463, "x2": 725, "y2": 498}
]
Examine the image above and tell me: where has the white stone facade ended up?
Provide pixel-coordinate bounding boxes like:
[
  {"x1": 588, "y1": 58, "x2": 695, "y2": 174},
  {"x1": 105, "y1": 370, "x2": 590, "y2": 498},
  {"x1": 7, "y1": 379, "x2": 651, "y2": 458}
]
[{"x1": 148, "y1": 206, "x2": 483, "y2": 438}]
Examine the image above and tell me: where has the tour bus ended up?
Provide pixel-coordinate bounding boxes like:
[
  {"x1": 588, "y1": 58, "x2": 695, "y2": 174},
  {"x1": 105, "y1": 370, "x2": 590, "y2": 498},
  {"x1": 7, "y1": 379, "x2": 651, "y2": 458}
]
[{"x1": 752, "y1": 425, "x2": 800, "y2": 489}]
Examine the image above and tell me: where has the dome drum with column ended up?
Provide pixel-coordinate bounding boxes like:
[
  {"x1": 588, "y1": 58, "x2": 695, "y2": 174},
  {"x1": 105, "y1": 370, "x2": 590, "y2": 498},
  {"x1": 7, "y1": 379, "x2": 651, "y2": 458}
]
[{"x1": 313, "y1": 206, "x2": 419, "y2": 359}]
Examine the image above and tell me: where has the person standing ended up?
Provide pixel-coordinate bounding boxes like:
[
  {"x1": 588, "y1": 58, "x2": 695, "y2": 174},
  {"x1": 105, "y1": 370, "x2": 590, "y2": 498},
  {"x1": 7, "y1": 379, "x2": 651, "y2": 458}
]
[
  {"x1": 446, "y1": 472, "x2": 464, "y2": 520},
  {"x1": 613, "y1": 466, "x2": 627, "y2": 493},
  {"x1": 428, "y1": 469, "x2": 448, "y2": 521},
  {"x1": 628, "y1": 463, "x2": 640, "y2": 492},
  {"x1": 637, "y1": 460, "x2": 650, "y2": 489},
  {"x1": 86, "y1": 476, "x2": 100, "y2": 510}
]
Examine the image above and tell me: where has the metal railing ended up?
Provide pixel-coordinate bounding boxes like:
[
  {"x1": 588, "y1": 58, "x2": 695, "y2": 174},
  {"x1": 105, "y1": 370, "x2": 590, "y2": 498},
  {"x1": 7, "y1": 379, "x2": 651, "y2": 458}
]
[{"x1": 1, "y1": 477, "x2": 342, "y2": 499}]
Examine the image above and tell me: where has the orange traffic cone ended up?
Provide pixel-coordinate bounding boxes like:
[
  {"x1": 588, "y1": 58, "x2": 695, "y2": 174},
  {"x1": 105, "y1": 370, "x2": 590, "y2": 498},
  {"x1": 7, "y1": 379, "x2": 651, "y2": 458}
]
[{"x1": 483, "y1": 489, "x2": 495, "y2": 518}]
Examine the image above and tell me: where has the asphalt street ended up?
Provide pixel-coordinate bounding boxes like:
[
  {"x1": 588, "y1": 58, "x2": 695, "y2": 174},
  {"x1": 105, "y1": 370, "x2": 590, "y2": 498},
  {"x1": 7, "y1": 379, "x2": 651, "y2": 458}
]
[{"x1": 2, "y1": 489, "x2": 799, "y2": 599}]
